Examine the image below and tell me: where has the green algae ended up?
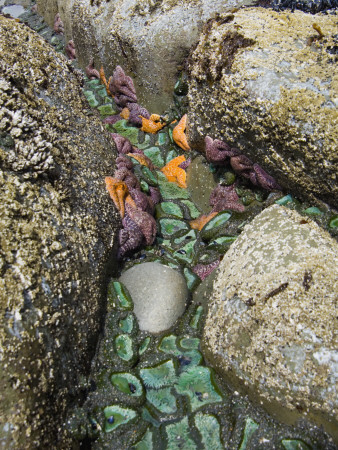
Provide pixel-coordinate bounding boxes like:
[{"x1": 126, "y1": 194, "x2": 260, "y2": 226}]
[
  {"x1": 107, "y1": 281, "x2": 134, "y2": 310},
  {"x1": 173, "y1": 239, "x2": 197, "y2": 264},
  {"x1": 133, "y1": 429, "x2": 153, "y2": 449},
  {"x1": 119, "y1": 314, "x2": 134, "y2": 333},
  {"x1": 189, "y1": 305, "x2": 204, "y2": 329},
  {"x1": 160, "y1": 202, "x2": 184, "y2": 218},
  {"x1": 184, "y1": 268, "x2": 201, "y2": 291},
  {"x1": 104, "y1": 405, "x2": 137, "y2": 433},
  {"x1": 200, "y1": 211, "x2": 232, "y2": 241},
  {"x1": 139, "y1": 337, "x2": 151, "y2": 355},
  {"x1": 239, "y1": 417, "x2": 259, "y2": 450},
  {"x1": 158, "y1": 180, "x2": 191, "y2": 200},
  {"x1": 115, "y1": 334, "x2": 134, "y2": 361},
  {"x1": 165, "y1": 417, "x2": 197, "y2": 450},
  {"x1": 194, "y1": 412, "x2": 223, "y2": 449},
  {"x1": 143, "y1": 147, "x2": 164, "y2": 167},
  {"x1": 139, "y1": 360, "x2": 177, "y2": 389},
  {"x1": 181, "y1": 199, "x2": 201, "y2": 219},
  {"x1": 157, "y1": 132, "x2": 169, "y2": 146},
  {"x1": 98, "y1": 104, "x2": 118, "y2": 116},
  {"x1": 159, "y1": 218, "x2": 188, "y2": 236},
  {"x1": 146, "y1": 387, "x2": 177, "y2": 414},
  {"x1": 180, "y1": 337, "x2": 200, "y2": 350},
  {"x1": 111, "y1": 373, "x2": 143, "y2": 397},
  {"x1": 276, "y1": 194, "x2": 294, "y2": 206},
  {"x1": 282, "y1": 439, "x2": 312, "y2": 450},
  {"x1": 175, "y1": 366, "x2": 223, "y2": 411}
]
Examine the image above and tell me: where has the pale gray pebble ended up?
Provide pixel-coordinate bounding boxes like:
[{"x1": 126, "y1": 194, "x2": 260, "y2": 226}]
[{"x1": 119, "y1": 262, "x2": 188, "y2": 334}]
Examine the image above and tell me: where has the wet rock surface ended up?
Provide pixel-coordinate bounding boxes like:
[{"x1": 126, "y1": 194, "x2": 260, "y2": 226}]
[
  {"x1": 203, "y1": 204, "x2": 338, "y2": 441},
  {"x1": 119, "y1": 262, "x2": 188, "y2": 333},
  {"x1": 0, "y1": 15, "x2": 119, "y2": 448},
  {"x1": 35, "y1": 0, "x2": 256, "y2": 113},
  {"x1": 187, "y1": 8, "x2": 338, "y2": 209}
]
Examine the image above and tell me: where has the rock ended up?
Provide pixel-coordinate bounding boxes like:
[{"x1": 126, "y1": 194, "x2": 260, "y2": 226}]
[
  {"x1": 202, "y1": 204, "x2": 338, "y2": 442},
  {"x1": 119, "y1": 262, "x2": 188, "y2": 333},
  {"x1": 187, "y1": 8, "x2": 338, "y2": 209},
  {"x1": 0, "y1": 15, "x2": 119, "y2": 448},
  {"x1": 35, "y1": 0, "x2": 255, "y2": 113}
]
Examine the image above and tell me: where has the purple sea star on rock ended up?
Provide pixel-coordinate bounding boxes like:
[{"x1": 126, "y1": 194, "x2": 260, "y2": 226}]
[
  {"x1": 116, "y1": 155, "x2": 134, "y2": 171},
  {"x1": 85, "y1": 59, "x2": 100, "y2": 79},
  {"x1": 205, "y1": 136, "x2": 240, "y2": 165},
  {"x1": 127, "y1": 102, "x2": 150, "y2": 127},
  {"x1": 118, "y1": 214, "x2": 144, "y2": 259},
  {"x1": 178, "y1": 157, "x2": 191, "y2": 171},
  {"x1": 125, "y1": 203, "x2": 157, "y2": 246},
  {"x1": 210, "y1": 184, "x2": 245, "y2": 213},
  {"x1": 149, "y1": 187, "x2": 161, "y2": 205},
  {"x1": 53, "y1": 13, "x2": 64, "y2": 35},
  {"x1": 111, "y1": 134, "x2": 134, "y2": 155},
  {"x1": 252, "y1": 163, "x2": 282, "y2": 191},
  {"x1": 65, "y1": 40, "x2": 76, "y2": 60},
  {"x1": 113, "y1": 167, "x2": 141, "y2": 190},
  {"x1": 129, "y1": 187, "x2": 155, "y2": 215},
  {"x1": 109, "y1": 66, "x2": 138, "y2": 108},
  {"x1": 193, "y1": 260, "x2": 220, "y2": 281}
]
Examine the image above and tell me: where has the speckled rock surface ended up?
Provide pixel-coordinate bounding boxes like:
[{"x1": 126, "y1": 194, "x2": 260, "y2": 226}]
[
  {"x1": 0, "y1": 16, "x2": 119, "y2": 448},
  {"x1": 202, "y1": 204, "x2": 338, "y2": 441},
  {"x1": 187, "y1": 8, "x2": 338, "y2": 209},
  {"x1": 35, "y1": 0, "x2": 255, "y2": 113},
  {"x1": 119, "y1": 262, "x2": 188, "y2": 333}
]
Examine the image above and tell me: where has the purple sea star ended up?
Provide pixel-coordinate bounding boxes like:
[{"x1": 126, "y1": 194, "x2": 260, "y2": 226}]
[
  {"x1": 129, "y1": 187, "x2": 154, "y2": 215},
  {"x1": 113, "y1": 167, "x2": 141, "y2": 190},
  {"x1": 193, "y1": 260, "x2": 220, "y2": 281},
  {"x1": 127, "y1": 102, "x2": 150, "y2": 127},
  {"x1": 111, "y1": 134, "x2": 134, "y2": 154},
  {"x1": 53, "y1": 13, "x2": 64, "y2": 35},
  {"x1": 65, "y1": 40, "x2": 76, "y2": 60},
  {"x1": 149, "y1": 187, "x2": 161, "y2": 205},
  {"x1": 85, "y1": 59, "x2": 100, "y2": 79},
  {"x1": 209, "y1": 184, "x2": 245, "y2": 213},
  {"x1": 118, "y1": 214, "x2": 144, "y2": 259},
  {"x1": 205, "y1": 136, "x2": 240, "y2": 165},
  {"x1": 116, "y1": 155, "x2": 134, "y2": 171},
  {"x1": 178, "y1": 157, "x2": 191, "y2": 171},
  {"x1": 125, "y1": 203, "x2": 157, "y2": 246},
  {"x1": 109, "y1": 66, "x2": 138, "y2": 108}
]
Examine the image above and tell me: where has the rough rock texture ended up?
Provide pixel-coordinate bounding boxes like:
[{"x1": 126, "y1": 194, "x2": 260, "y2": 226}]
[
  {"x1": 119, "y1": 262, "x2": 188, "y2": 333},
  {"x1": 35, "y1": 0, "x2": 255, "y2": 113},
  {"x1": 203, "y1": 204, "x2": 338, "y2": 442},
  {"x1": 187, "y1": 8, "x2": 338, "y2": 209},
  {"x1": 0, "y1": 16, "x2": 119, "y2": 448}
]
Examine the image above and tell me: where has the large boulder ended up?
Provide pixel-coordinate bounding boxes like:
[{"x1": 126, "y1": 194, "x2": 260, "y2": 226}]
[
  {"x1": 35, "y1": 0, "x2": 255, "y2": 113},
  {"x1": 0, "y1": 15, "x2": 119, "y2": 448},
  {"x1": 187, "y1": 8, "x2": 338, "y2": 209},
  {"x1": 202, "y1": 204, "x2": 338, "y2": 442}
]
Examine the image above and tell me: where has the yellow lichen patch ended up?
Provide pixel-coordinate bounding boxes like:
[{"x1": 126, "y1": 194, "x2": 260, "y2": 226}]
[
  {"x1": 140, "y1": 114, "x2": 166, "y2": 133},
  {"x1": 189, "y1": 212, "x2": 218, "y2": 231},
  {"x1": 172, "y1": 114, "x2": 190, "y2": 151},
  {"x1": 105, "y1": 177, "x2": 129, "y2": 217},
  {"x1": 160, "y1": 155, "x2": 187, "y2": 188}
]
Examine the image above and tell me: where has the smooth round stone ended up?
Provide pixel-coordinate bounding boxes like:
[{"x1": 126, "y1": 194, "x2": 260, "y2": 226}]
[{"x1": 119, "y1": 262, "x2": 188, "y2": 334}]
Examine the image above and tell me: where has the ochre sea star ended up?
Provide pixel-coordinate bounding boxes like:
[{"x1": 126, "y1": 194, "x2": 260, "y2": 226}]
[
  {"x1": 160, "y1": 155, "x2": 187, "y2": 188},
  {"x1": 172, "y1": 114, "x2": 190, "y2": 151}
]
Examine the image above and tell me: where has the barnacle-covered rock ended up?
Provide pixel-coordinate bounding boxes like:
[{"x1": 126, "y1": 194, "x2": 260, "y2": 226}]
[
  {"x1": 0, "y1": 15, "x2": 119, "y2": 448},
  {"x1": 187, "y1": 8, "x2": 338, "y2": 208},
  {"x1": 203, "y1": 204, "x2": 338, "y2": 441}
]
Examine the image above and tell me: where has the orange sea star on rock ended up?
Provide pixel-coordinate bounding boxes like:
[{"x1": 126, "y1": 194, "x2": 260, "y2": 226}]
[
  {"x1": 189, "y1": 212, "x2": 218, "y2": 231},
  {"x1": 105, "y1": 177, "x2": 131, "y2": 218},
  {"x1": 127, "y1": 153, "x2": 154, "y2": 170},
  {"x1": 172, "y1": 114, "x2": 190, "y2": 151},
  {"x1": 100, "y1": 66, "x2": 112, "y2": 96},
  {"x1": 140, "y1": 114, "x2": 166, "y2": 134},
  {"x1": 160, "y1": 155, "x2": 187, "y2": 188}
]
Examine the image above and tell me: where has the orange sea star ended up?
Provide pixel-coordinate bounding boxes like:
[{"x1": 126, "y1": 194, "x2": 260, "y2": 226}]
[
  {"x1": 140, "y1": 114, "x2": 166, "y2": 134},
  {"x1": 127, "y1": 153, "x2": 154, "y2": 169},
  {"x1": 100, "y1": 66, "x2": 112, "y2": 96},
  {"x1": 120, "y1": 107, "x2": 130, "y2": 120},
  {"x1": 160, "y1": 155, "x2": 187, "y2": 188},
  {"x1": 105, "y1": 177, "x2": 133, "y2": 218},
  {"x1": 172, "y1": 114, "x2": 190, "y2": 151},
  {"x1": 189, "y1": 212, "x2": 218, "y2": 231}
]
